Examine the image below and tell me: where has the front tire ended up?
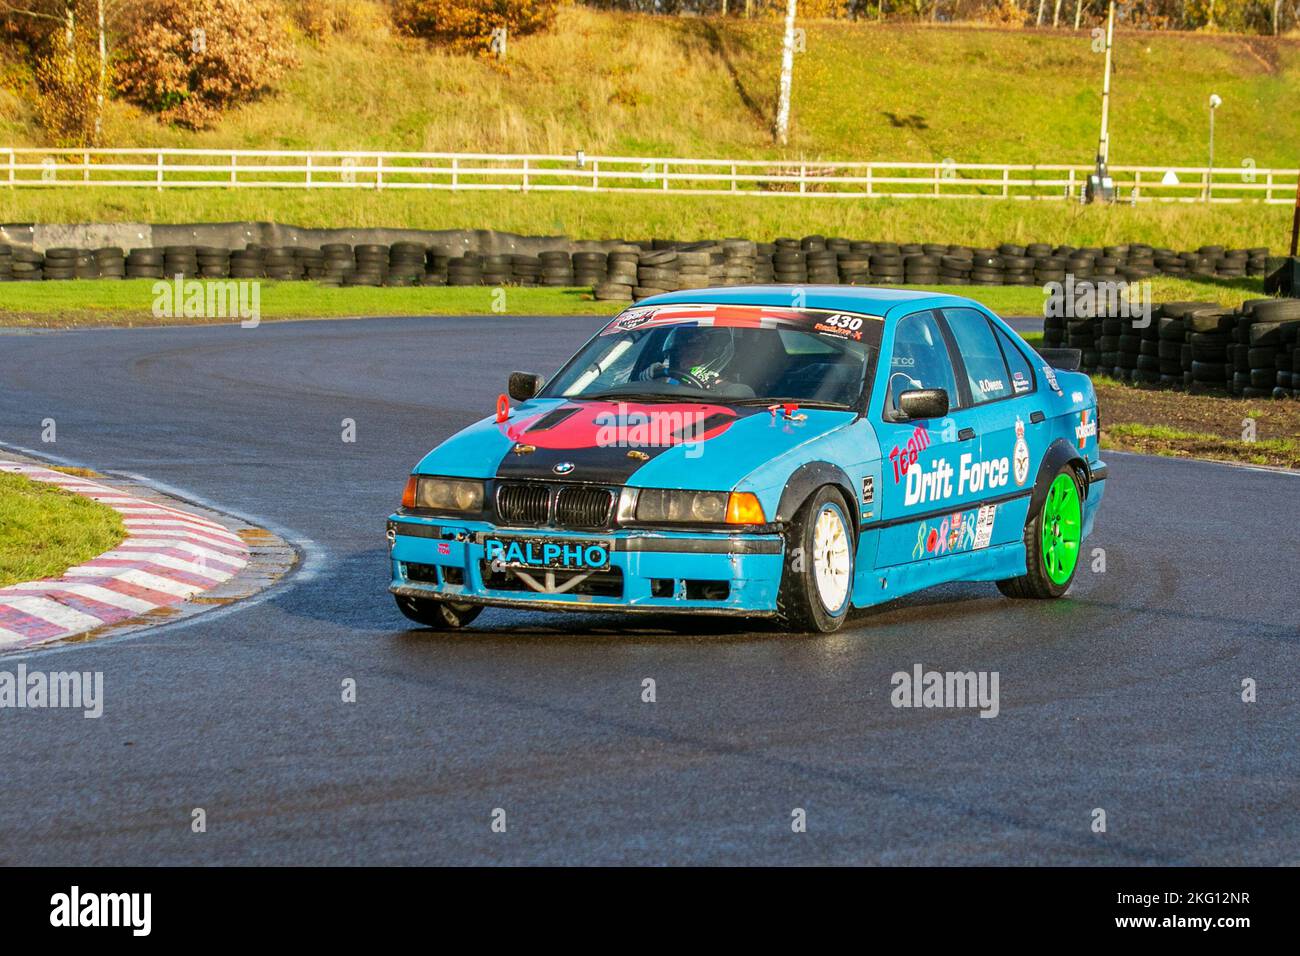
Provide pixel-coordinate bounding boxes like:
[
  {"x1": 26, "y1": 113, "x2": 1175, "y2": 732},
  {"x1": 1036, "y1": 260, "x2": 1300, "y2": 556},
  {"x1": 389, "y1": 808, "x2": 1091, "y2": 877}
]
[
  {"x1": 997, "y1": 464, "x2": 1084, "y2": 600},
  {"x1": 394, "y1": 595, "x2": 484, "y2": 629},
  {"x1": 777, "y1": 486, "x2": 855, "y2": 633}
]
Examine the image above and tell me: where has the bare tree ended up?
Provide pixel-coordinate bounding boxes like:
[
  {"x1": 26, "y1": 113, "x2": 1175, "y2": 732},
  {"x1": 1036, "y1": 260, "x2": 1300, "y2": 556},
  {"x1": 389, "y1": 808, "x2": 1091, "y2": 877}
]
[
  {"x1": 776, "y1": 0, "x2": 797, "y2": 146},
  {"x1": 1, "y1": 0, "x2": 120, "y2": 144}
]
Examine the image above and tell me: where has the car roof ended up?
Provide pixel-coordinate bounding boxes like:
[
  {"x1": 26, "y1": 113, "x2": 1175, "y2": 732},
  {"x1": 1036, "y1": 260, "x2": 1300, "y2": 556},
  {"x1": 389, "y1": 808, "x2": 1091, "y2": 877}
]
[{"x1": 633, "y1": 285, "x2": 988, "y2": 321}]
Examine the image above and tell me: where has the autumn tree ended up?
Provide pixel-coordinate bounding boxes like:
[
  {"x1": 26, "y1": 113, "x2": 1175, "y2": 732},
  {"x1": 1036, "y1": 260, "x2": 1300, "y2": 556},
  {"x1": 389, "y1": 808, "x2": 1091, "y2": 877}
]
[
  {"x1": 114, "y1": 0, "x2": 296, "y2": 128},
  {"x1": 392, "y1": 0, "x2": 560, "y2": 54}
]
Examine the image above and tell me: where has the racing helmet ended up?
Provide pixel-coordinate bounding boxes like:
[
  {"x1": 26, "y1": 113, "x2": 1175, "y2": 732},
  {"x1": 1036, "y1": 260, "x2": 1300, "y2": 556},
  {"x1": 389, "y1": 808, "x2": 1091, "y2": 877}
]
[{"x1": 663, "y1": 324, "x2": 736, "y2": 379}]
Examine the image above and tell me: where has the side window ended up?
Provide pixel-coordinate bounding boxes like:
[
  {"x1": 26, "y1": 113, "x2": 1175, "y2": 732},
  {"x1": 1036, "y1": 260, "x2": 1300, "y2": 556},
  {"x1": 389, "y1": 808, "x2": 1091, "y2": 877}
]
[
  {"x1": 992, "y1": 322, "x2": 1036, "y2": 396},
  {"x1": 943, "y1": 308, "x2": 1013, "y2": 404},
  {"x1": 887, "y1": 310, "x2": 960, "y2": 413}
]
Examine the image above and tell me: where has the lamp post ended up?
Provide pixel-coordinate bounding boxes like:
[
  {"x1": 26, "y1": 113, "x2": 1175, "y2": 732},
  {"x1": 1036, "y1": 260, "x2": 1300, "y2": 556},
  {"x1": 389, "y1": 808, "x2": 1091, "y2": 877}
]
[
  {"x1": 1086, "y1": 1, "x2": 1117, "y2": 203},
  {"x1": 1207, "y1": 93, "x2": 1222, "y2": 204}
]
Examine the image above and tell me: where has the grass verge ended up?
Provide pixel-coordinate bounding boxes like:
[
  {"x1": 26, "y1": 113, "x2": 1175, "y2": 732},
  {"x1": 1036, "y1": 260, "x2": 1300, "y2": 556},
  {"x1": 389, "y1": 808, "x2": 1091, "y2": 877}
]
[
  {"x1": 1, "y1": 190, "x2": 1290, "y2": 252},
  {"x1": 1096, "y1": 378, "x2": 1300, "y2": 469},
  {"x1": 0, "y1": 471, "x2": 126, "y2": 588},
  {"x1": 0, "y1": 275, "x2": 1265, "y2": 328}
]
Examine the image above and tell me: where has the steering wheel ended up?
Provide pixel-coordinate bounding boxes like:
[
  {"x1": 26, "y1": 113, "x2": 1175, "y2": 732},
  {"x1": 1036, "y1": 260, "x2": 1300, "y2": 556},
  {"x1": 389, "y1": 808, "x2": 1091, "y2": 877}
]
[{"x1": 654, "y1": 365, "x2": 709, "y2": 389}]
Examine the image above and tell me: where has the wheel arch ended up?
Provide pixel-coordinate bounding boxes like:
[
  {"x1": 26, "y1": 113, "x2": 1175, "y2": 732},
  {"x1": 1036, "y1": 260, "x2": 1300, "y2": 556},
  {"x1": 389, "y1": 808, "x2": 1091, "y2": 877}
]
[
  {"x1": 774, "y1": 461, "x2": 860, "y2": 537},
  {"x1": 1026, "y1": 438, "x2": 1088, "y2": 525}
]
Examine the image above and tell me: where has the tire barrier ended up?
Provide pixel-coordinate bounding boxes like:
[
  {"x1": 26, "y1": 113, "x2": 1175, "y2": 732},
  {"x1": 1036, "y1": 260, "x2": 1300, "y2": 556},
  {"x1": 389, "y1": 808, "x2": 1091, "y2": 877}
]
[
  {"x1": 598, "y1": 237, "x2": 1271, "y2": 302},
  {"x1": 0, "y1": 235, "x2": 1271, "y2": 291},
  {"x1": 1043, "y1": 297, "x2": 1300, "y2": 399}
]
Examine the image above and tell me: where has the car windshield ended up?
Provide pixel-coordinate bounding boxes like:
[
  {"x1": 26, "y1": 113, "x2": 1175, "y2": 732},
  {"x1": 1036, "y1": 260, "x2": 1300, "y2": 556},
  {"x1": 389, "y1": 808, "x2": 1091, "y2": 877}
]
[{"x1": 542, "y1": 304, "x2": 880, "y2": 408}]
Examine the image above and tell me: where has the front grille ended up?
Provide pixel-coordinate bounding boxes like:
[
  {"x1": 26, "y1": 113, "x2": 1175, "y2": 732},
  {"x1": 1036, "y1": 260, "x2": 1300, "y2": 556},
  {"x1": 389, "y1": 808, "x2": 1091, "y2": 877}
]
[
  {"x1": 494, "y1": 482, "x2": 618, "y2": 530},
  {"x1": 497, "y1": 483, "x2": 551, "y2": 524},
  {"x1": 555, "y1": 486, "x2": 616, "y2": 529}
]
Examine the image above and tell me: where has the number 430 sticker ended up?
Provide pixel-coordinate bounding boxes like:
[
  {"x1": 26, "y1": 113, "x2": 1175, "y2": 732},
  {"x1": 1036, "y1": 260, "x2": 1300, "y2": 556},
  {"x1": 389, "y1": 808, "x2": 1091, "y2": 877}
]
[{"x1": 815, "y1": 312, "x2": 866, "y2": 339}]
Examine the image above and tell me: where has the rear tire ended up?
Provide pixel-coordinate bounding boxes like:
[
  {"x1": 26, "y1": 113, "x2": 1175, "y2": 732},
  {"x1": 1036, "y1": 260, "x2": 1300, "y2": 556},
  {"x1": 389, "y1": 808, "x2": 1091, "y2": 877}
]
[
  {"x1": 776, "y1": 486, "x2": 855, "y2": 633},
  {"x1": 394, "y1": 595, "x2": 483, "y2": 629},
  {"x1": 997, "y1": 464, "x2": 1084, "y2": 599}
]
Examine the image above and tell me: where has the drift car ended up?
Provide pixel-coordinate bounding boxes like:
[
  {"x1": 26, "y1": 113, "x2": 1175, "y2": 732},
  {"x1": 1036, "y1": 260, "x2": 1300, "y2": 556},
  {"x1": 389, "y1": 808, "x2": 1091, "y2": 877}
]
[{"x1": 388, "y1": 287, "x2": 1105, "y2": 633}]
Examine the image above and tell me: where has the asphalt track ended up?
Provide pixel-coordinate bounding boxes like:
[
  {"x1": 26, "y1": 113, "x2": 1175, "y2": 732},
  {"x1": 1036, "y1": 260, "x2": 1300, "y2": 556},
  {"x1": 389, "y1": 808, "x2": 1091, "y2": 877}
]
[{"x1": 0, "y1": 314, "x2": 1296, "y2": 865}]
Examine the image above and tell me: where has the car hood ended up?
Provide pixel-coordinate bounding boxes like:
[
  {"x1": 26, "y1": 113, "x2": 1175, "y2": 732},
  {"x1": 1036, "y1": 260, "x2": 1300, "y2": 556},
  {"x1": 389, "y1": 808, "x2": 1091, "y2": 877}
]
[{"x1": 415, "y1": 398, "x2": 854, "y2": 489}]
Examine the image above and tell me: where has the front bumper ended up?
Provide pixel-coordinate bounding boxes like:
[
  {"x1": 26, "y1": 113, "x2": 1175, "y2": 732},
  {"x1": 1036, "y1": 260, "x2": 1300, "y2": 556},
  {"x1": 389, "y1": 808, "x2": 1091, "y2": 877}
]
[{"x1": 386, "y1": 515, "x2": 784, "y2": 616}]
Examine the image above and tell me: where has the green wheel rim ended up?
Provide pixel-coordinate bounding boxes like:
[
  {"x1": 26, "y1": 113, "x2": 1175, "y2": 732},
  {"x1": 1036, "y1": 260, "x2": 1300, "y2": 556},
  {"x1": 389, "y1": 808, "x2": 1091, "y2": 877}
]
[{"x1": 1040, "y1": 473, "x2": 1082, "y2": 586}]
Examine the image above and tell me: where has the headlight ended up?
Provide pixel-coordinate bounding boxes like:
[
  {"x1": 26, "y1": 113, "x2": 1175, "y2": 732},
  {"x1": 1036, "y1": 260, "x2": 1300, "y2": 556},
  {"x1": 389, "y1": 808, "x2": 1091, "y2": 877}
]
[
  {"x1": 635, "y1": 489, "x2": 730, "y2": 524},
  {"x1": 413, "y1": 477, "x2": 484, "y2": 513}
]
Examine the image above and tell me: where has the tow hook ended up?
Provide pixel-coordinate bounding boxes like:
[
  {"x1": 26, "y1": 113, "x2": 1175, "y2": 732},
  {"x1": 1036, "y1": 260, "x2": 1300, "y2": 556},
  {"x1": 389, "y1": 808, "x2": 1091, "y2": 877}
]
[{"x1": 768, "y1": 402, "x2": 807, "y2": 422}]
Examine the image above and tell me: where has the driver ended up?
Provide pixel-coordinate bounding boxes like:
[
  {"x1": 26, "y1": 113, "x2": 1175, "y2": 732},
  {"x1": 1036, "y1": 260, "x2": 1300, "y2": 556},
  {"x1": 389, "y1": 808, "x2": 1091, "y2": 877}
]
[{"x1": 639, "y1": 325, "x2": 736, "y2": 389}]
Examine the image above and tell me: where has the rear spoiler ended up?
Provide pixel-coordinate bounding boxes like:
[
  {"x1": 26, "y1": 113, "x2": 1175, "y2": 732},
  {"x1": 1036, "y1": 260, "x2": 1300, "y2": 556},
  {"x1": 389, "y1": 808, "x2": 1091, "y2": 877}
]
[{"x1": 1034, "y1": 347, "x2": 1081, "y2": 372}]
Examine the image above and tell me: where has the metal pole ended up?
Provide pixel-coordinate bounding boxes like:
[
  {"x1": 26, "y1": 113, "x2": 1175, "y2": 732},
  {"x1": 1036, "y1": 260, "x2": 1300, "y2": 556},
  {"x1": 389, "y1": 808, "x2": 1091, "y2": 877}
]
[
  {"x1": 1085, "y1": 1, "x2": 1116, "y2": 202},
  {"x1": 1290, "y1": 173, "x2": 1299, "y2": 257},
  {"x1": 1207, "y1": 105, "x2": 1214, "y2": 203},
  {"x1": 1098, "y1": 1, "x2": 1115, "y2": 167}
]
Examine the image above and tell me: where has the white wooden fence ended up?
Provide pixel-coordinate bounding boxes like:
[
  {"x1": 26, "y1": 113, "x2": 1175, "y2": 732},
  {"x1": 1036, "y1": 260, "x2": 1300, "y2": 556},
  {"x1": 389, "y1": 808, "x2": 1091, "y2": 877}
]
[{"x1": 3, "y1": 147, "x2": 1295, "y2": 203}]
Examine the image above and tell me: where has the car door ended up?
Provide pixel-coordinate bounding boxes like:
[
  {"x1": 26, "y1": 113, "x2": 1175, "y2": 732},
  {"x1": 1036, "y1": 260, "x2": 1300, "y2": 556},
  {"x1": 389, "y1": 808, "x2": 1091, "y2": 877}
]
[
  {"x1": 872, "y1": 308, "x2": 985, "y2": 567},
  {"x1": 939, "y1": 307, "x2": 1040, "y2": 549}
]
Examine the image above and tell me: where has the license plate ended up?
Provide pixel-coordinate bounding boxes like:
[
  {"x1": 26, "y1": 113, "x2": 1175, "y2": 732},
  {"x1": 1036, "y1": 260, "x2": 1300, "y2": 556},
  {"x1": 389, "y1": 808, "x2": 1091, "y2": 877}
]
[{"x1": 483, "y1": 537, "x2": 612, "y2": 572}]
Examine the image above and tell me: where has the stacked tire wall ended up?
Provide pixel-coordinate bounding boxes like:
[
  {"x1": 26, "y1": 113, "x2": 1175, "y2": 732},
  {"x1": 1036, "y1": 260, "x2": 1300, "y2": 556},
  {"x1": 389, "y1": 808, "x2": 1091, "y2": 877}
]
[
  {"x1": 0, "y1": 235, "x2": 1270, "y2": 292},
  {"x1": 1043, "y1": 298, "x2": 1300, "y2": 399}
]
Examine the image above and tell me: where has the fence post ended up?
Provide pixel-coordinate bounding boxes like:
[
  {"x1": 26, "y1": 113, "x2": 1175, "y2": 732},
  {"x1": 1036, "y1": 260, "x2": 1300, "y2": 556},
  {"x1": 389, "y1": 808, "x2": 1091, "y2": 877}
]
[
  {"x1": 306, "y1": 154, "x2": 312, "y2": 187},
  {"x1": 732, "y1": 164, "x2": 737, "y2": 193},
  {"x1": 592, "y1": 159, "x2": 598, "y2": 190},
  {"x1": 522, "y1": 156, "x2": 529, "y2": 193},
  {"x1": 231, "y1": 153, "x2": 237, "y2": 186},
  {"x1": 157, "y1": 151, "x2": 163, "y2": 191},
  {"x1": 662, "y1": 161, "x2": 668, "y2": 191},
  {"x1": 1266, "y1": 170, "x2": 1273, "y2": 203},
  {"x1": 1002, "y1": 166, "x2": 1009, "y2": 199},
  {"x1": 376, "y1": 155, "x2": 384, "y2": 190},
  {"x1": 451, "y1": 156, "x2": 458, "y2": 190},
  {"x1": 867, "y1": 164, "x2": 873, "y2": 198},
  {"x1": 83, "y1": 151, "x2": 89, "y2": 182},
  {"x1": 799, "y1": 163, "x2": 806, "y2": 194},
  {"x1": 7, "y1": 148, "x2": 13, "y2": 187},
  {"x1": 934, "y1": 164, "x2": 940, "y2": 197}
]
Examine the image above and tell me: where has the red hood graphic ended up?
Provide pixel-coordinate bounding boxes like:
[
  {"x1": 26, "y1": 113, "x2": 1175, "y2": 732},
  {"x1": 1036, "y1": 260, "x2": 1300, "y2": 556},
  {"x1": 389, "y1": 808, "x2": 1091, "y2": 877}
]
[{"x1": 502, "y1": 401, "x2": 739, "y2": 450}]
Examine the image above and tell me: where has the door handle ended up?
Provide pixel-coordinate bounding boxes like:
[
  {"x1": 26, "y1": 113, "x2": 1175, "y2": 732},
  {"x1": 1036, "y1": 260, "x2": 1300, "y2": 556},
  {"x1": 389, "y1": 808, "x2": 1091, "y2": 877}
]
[
  {"x1": 957, "y1": 427, "x2": 976, "y2": 441},
  {"x1": 1030, "y1": 411, "x2": 1045, "y2": 424}
]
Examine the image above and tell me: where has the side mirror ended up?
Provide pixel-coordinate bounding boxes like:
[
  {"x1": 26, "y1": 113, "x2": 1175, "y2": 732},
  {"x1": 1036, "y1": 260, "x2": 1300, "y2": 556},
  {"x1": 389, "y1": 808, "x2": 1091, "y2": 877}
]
[
  {"x1": 508, "y1": 371, "x2": 544, "y2": 402},
  {"x1": 898, "y1": 388, "x2": 949, "y2": 420}
]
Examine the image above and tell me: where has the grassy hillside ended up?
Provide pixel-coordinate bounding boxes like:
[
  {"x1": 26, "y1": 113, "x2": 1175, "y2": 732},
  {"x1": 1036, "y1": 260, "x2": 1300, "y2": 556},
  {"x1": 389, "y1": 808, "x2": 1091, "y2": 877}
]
[
  {"x1": 1, "y1": 5, "x2": 1296, "y2": 247},
  {"x1": 4, "y1": 6, "x2": 1297, "y2": 163}
]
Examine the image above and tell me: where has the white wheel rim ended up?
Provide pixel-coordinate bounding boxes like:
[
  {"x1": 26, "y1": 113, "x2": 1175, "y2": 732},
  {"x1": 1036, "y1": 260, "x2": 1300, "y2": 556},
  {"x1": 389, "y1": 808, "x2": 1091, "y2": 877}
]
[{"x1": 812, "y1": 505, "x2": 851, "y2": 613}]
